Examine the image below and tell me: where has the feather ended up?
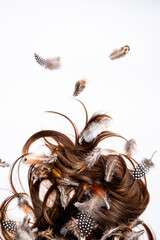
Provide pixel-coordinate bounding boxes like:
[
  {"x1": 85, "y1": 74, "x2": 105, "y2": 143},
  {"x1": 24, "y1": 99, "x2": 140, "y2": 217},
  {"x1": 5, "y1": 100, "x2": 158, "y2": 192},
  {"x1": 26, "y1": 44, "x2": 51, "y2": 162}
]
[
  {"x1": 83, "y1": 148, "x2": 102, "y2": 169},
  {"x1": 101, "y1": 226, "x2": 121, "y2": 240},
  {"x1": 101, "y1": 223, "x2": 131, "y2": 240},
  {"x1": 14, "y1": 216, "x2": 37, "y2": 240},
  {"x1": 104, "y1": 156, "x2": 118, "y2": 182},
  {"x1": 47, "y1": 154, "x2": 57, "y2": 164},
  {"x1": 114, "y1": 237, "x2": 120, "y2": 240},
  {"x1": 123, "y1": 229, "x2": 144, "y2": 240},
  {"x1": 0, "y1": 159, "x2": 10, "y2": 168},
  {"x1": 1, "y1": 220, "x2": 18, "y2": 232},
  {"x1": 18, "y1": 195, "x2": 30, "y2": 215},
  {"x1": 128, "y1": 219, "x2": 143, "y2": 228},
  {"x1": 18, "y1": 195, "x2": 29, "y2": 207},
  {"x1": 80, "y1": 117, "x2": 110, "y2": 143},
  {"x1": 93, "y1": 187, "x2": 111, "y2": 210},
  {"x1": 32, "y1": 166, "x2": 50, "y2": 183},
  {"x1": 39, "y1": 227, "x2": 54, "y2": 239},
  {"x1": 60, "y1": 219, "x2": 79, "y2": 237},
  {"x1": 133, "y1": 151, "x2": 156, "y2": 180},
  {"x1": 77, "y1": 212, "x2": 96, "y2": 238},
  {"x1": 109, "y1": 45, "x2": 130, "y2": 60},
  {"x1": 58, "y1": 185, "x2": 69, "y2": 209},
  {"x1": 73, "y1": 79, "x2": 87, "y2": 97},
  {"x1": 23, "y1": 154, "x2": 44, "y2": 164},
  {"x1": 34, "y1": 53, "x2": 61, "y2": 70},
  {"x1": 75, "y1": 191, "x2": 110, "y2": 218},
  {"x1": 59, "y1": 176, "x2": 79, "y2": 187},
  {"x1": 124, "y1": 139, "x2": 136, "y2": 156},
  {"x1": 24, "y1": 153, "x2": 57, "y2": 165}
]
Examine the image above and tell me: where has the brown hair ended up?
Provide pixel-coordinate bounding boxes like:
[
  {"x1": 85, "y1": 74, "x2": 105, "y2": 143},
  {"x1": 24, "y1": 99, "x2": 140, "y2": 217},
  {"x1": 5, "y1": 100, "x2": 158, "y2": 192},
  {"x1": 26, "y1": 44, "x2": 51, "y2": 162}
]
[{"x1": 0, "y1": 102, "x2": 155, "y2": 240}]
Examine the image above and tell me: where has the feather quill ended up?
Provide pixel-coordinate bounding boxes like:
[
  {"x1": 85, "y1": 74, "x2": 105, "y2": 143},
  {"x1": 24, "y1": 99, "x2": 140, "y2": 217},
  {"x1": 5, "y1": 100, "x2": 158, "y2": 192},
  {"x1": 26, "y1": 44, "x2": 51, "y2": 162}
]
[
  {"x1": 34, "y1": 53, "x2": 61, "y2": 70},
  {"x1": 109, "y1": 45, "x2": 130, "y2": 60},
  {"x1": 73, "y1": 79, "x2": 87, "y2": 97},
  {"x1": 104, "y1": 156, "x2": 118, "y2": 182}
]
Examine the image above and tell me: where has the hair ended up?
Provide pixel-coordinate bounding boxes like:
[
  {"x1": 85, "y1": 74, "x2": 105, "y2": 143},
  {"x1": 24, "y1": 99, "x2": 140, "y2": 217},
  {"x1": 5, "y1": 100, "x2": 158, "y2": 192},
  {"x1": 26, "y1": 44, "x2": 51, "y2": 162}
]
[{"x1": 0, "y1": 101, "x2": 155, "y2": 240}]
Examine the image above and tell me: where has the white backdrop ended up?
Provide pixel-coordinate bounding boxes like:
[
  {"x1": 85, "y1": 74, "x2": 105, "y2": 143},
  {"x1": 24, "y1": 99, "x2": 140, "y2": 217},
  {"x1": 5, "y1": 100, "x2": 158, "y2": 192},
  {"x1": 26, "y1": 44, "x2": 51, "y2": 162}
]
[{"x1": 0, "y1": 0, "x2": 160, "y2": 238}]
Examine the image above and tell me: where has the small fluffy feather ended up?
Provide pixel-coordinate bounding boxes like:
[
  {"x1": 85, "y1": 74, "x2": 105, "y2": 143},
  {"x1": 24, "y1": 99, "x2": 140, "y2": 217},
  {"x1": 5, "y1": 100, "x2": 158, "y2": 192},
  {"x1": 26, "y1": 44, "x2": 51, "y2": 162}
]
[
  {"x1": 60, "y1": 219, "x2": 79, "y2": 238},
  {"x1": 124, "y1": 139, "x2": 136, "y2": 156},
  {"x1": 34, "y1": 53, "x2": 61, "y2": 70},
  {"x1": 73, "y1": 79, "x2": 87, "y2": 97},
  {"x1": 109, "y1": 46, "x2": 130, "y2": 60},
  {"x1": 18, "y1": 195, "x2": 29, "y2": 207},
  {"x1": 83, "y1": 148, "x2": 102, "y2": 169},
  {"x1": 75, "y1": 192, "x2": 110, "y2": 218},
  {"x1": 143, "y1": 158, "x2": 155, "y2": 167},
  {"x1": 59, "y1": 177, "x2": 79, "y2": 186},
  {"x1": 123, "y1": 229, "x2": 144, "y2": 240},
  {"x1": 101, "y1": 226, "x2": 122, "y2": 240},
  {"x1": 101, "y1": 223, "x2": 144, "y2": 240},
  {"x1": 80, "y1": 118, "x2": 110, "y2": 143},
  {"x1": 14, "y1": 217, "x2": 37, "y2": 240},
  {"x1": 105, "y1": 156, "x2": 117, "y2": 182},
  {"x1": 39, "y1": 227, "x2": 54, "y2": 239},
  {"x1": 58, "y1": 185, "x2": 69, "y2": 209}
]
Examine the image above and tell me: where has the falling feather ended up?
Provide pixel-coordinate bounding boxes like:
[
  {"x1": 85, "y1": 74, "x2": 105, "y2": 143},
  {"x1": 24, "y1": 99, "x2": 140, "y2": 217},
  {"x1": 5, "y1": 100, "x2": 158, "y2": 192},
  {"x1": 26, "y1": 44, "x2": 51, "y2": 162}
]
[
  {"x1": 104, "y1": 156, "x2": 118, "y2": 182},
  {"x1": 34, "y1": 53, "x2": 61, "y2": 70},
  {"x1": 83, "y1": 148, "x2": 102, "y2": 169},
  {"x1": 124, "y1": 139, "x2": 136, "y2": 156},
  {"x1": 80, "y1": 118, "x2": 110, "y2": 143},
  {"x1": 73, "y1": 79, "x2": 87, "y2": 97},
  {"x1": 0, "y1": 159, "x2": 10, "y2": 168},
  {"x1": 109, "y1": 45, "x2": 130, "y2": 60}
]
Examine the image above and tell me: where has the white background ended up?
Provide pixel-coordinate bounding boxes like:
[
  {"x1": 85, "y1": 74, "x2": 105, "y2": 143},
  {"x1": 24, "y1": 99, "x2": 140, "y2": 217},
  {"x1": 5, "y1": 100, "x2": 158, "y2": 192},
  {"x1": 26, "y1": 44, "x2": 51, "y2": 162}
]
[{"x1": 0, "y1": 0, "x2": 160, "y2": 238}]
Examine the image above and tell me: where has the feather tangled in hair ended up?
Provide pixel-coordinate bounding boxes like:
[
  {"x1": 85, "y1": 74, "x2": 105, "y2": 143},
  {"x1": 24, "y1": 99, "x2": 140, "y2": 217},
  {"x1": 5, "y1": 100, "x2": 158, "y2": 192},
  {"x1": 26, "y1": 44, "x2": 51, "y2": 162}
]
[{"x1": 0, "y1": 102, "x2": 155, "y2": 240}]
